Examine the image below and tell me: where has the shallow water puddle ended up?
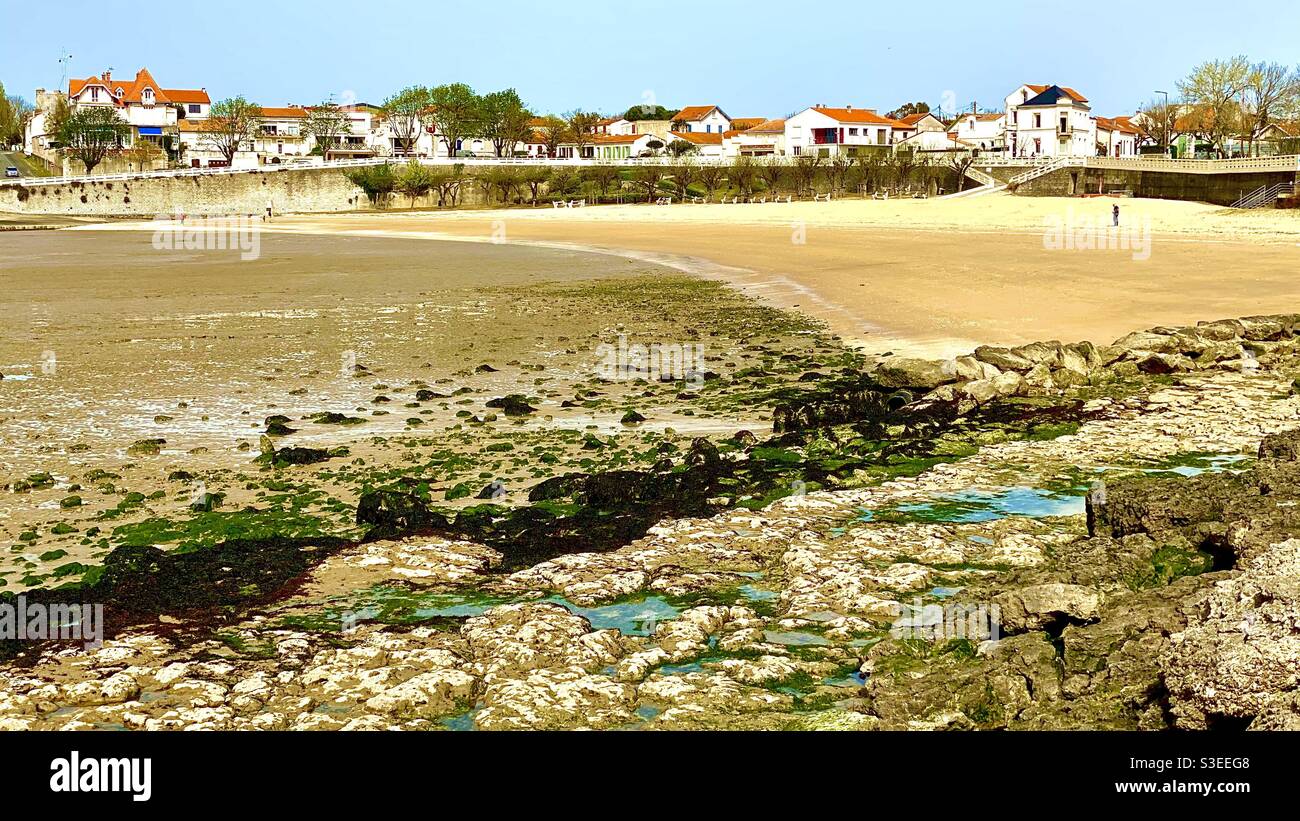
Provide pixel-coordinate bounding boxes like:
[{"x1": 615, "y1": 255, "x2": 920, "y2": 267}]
[
  {"x1": 548, "y1": 594, "x2": 680, "y2": 636},
  {"x1": 857, "y1": 486, "x2": 1086, "y2": 525}
]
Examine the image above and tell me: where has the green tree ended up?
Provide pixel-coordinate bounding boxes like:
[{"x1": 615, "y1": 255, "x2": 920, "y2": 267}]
[
  {"x1": 344, "y1": 163, "x2": 398, "y2": 206},
  {"x1": 479, "y1": 89, "x2": 533, "y2": 158},
  {"x1": 56, "y1": 106, "x2": 128, "y2": 174},
  {"x1": 396, "y1": 160, "x2": 437, "y2": 206},
  {"x1": 666, "y1": 139, "x2": 698, "y2": 157},
  {"x1": 429, "y1": 83, "x2": 482, "y2": 158},
  {"x1": 207, "y1": 96, "x2": 264, "y2": 166},
  {"x1": 758, "y1": 157, "x2": 787, "y2": 193},
  {"x1": 381, "y1": 86, "x2": 431, "y2": 155},
  {"x1": 0, "y1": 83, "x2": 35, "y2": 147},
  {"x1": 668, "y1": 160, "x2": 697, "y2": 199},
  {"x1": 886, "y1": 101, "x2": 930, "y2": 120}
]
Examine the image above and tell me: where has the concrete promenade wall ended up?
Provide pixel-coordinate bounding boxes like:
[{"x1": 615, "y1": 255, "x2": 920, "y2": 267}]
[{"x1": 1014, "y1": 166, "x2": 1300, "y2": 206}]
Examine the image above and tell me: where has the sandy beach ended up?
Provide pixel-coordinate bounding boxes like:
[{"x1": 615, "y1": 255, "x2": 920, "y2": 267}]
[{"x1": 226, "y1": 193, "x2": 1300, "y2": 357}]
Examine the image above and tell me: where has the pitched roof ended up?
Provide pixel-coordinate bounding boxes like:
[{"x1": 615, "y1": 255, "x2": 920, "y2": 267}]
[
  {"x1": 257, "y1": 106, "x2": 308, "y2": 119},
  {"x1": 896, "y1": 112, "x2": 936, "y2": 126},
  {"x1": 1023, "y1": 84, "x2": 1088, "y2": 103},
  {"x1": 807, "y1": 106, "x2": 907, "y2": 127},
  {"x1": 70, "y1": 68, "x2": 207, "y2": 108},
  {"x1": 1096, "y1": 115, "x2": 1140, "y2": 135},
  {"x1": 669, "y1": 131, "x2": 723, "y2": 145},
  {"x1": 591, "y1": 134, "x2": 645, "y2": 145},
  {"x1": 745, "y1": 118, "x2": 786, "y2": 133},
  {"x1": 166, "y1": 89, "x2": 210, "y2": 104},
  {"x1": 729, "y1": 117, "x2": 765, "y2": 131},
  {"x1": 674, "y1": 105, "x2": 725, "y2": 122}
]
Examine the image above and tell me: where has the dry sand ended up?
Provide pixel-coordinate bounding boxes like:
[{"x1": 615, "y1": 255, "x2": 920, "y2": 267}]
[{"x1": 227, "y1": 192, "x2": 1300, "y2": 357}]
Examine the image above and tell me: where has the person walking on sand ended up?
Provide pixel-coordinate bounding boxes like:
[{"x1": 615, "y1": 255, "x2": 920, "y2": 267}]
[
  {"x1": 265, "y1": 199, "x2": 274, "y2": 222},
  {"x1": 1113, "y1": 204, "x2": 1120, "y2": 228}
]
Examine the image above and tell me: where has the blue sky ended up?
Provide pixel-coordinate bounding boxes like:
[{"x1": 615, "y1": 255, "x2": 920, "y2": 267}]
[{"x1": 4, "y1": 0, "x2": 1298, "y2": 118}]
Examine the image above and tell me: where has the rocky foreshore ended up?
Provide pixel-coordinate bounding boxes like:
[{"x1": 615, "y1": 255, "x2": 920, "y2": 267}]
[{"x1": 3, "y1": 314, "x2": 1300, "y2": 731}]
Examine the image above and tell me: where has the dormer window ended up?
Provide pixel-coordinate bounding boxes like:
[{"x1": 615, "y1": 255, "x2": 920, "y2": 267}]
[
  {"x1": 143, "y1": 88, "x2": 154, "y2": 103},
  {"x1": 90, "y1": 87, "x2": 101, "y2": 102},
  {"x1": 116, "y1": 87, "x2": 124, "y2": 97}
]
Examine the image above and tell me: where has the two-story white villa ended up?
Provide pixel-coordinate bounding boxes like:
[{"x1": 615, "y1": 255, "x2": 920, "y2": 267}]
[
  {"x1": 671, "y1": 105, "x2": 732, "y2": 134},
  {"x1": 784, "y1": 105, "x2": 903, "y2": 157},
  {"x1": 1004, "y1": 84, "x2": 1094, "y2": 157},
  {"x1": 26, "y1": 68, "x2": 210, "y2": 164}
]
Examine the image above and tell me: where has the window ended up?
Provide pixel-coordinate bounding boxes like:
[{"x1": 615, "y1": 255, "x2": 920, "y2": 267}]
[
  {"x1": 143, "y1": 88, "x2": 154, "y2": 103},
  {"x1": 1034, "y1": 114, "x2": 1042, "y2": 128},
  {"x1": 876, "y1": 129, "x2": 886, "y2": 145},
  {"x1": 188, "y1": 104, "x2": 201, "y2": 114},
  {"x1": 90, "y1": 87, "x2": 100, "y2": 102},
  {"x1": 848, "y1": 127, "x2": 858, "y2": 136}
]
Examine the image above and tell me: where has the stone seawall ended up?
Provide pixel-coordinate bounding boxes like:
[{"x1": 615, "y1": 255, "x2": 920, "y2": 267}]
[
  {"x1": 0, "y1": 166, "x2": 368, "y2": 216},
  {"x1": 0, "y1": 165, "x2": 514, "y2": 216}
]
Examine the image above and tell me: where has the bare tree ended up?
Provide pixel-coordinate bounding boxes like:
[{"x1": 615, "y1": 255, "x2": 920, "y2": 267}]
[
  {"x1": 697, "y1": 163, "x2": 725, "y2": 199},
  {"x1": 534, "y1": 115, "x2": 568, "y2": 158},
  {"x1": 758, "y1": 157, "x2": 787, "y2": 193},
  {"x1": 564, "y1": 110, "x2": 601, "y2": 157},
  {"x1": 1137, "y1": 97, "x2": 1178, "y2": 152},
  {"x1": 631, "y1": 164, "x2": 665, "y2": 202},
  {"x1": 1178, "y1": 56, "x2": 1251, "y2": 157},
  {"x1": 1242, "y1": 62, "x2": 1300, "y2": 156},
  {"x1": 304, "y1": 102, "x2": 354, "y2": 158}
]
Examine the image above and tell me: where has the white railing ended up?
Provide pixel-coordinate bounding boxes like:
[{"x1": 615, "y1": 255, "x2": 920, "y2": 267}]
[
  {"x1": 0, "y1": 153, "x2": 736, "y2": 188},
  {"x1": 1008, "y1": 156, "x2": 1079, "y2": 185},
  {"x1": 1229, "y1": 182, "x2": 1295, "y2": 209},
  {"x1": 5, "y1": 151, "x2": 1297, "y2": 190}
]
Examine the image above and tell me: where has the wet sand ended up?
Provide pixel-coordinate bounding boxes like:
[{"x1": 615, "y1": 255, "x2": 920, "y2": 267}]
[{"x1": 246, "y1": 195, "x2": 1300, "y2": 357}]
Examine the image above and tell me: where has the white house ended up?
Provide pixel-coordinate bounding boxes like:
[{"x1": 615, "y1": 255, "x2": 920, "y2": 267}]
[
  {"x1": 671, "y1": 105, "x2": 731, "y2": 135},
  {"x1": 1095, "y1": 116, "x2": 1140, "y2": 157},
  {"x1": 723, "y1": 118, "x2": 787, "y2": 157},
  {"x1": 667, "y1": 130, "x2": 725, "y2": 158},
  {"x1": 949, "y1": 112, "x2": 1005, "y2": 152},
  {"x1": 891, "y1": 112, "x2": 946, "y2": 143},
  {"x1": 784, "y1": 105, "x2": 901, "y2": 157},
  {"x1": 1004, "y1": 84, "x2": 1094, "y2": 157},
  {"x1": 252, "y1": 107, "x2": 310, "y2": 163},
  {"x1": 28, "y1": 68, "x2": 210, "y2": 164},
  {"x1": 556, "y1": 132, "x2": 659, "y2": 159},
  {"x1": 594, "y1": 117, "x2": 635, "y2": 136}
]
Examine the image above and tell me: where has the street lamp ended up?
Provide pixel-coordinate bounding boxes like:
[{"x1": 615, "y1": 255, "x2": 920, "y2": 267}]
[{"x1": 1155, "y1": 90, "x2": 1171, "y2": 156}]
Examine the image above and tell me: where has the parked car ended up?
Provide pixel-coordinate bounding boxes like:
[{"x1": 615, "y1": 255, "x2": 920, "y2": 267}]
[{"x1": 4, "y1": 166, "x2": 18, "y2": 178}]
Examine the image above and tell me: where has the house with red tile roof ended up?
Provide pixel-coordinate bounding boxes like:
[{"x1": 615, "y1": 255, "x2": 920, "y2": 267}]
[
  {"x1": 670, "y1": 105, "x2": 731, "y2": 135},
  {"x1": 891, "y1": 111, "x2": 947, "y2": 142},
  {"x1": 58, "y1": 68, "x2": 212, "y2": 157},
  {"x1": 784, "y1": 105, "x2": 909, "y2": 157},
  {"x1": 666, "y1": 129, "x2": 725, "y2": 157},
  {"x1": 1095, "y1": 115, "x2": 1141, "y2": 157},
  {"x1": 722, "y1": 118, "x2": 787, "y2": 157},
  {"x1": 949, "y1": 112, "x2": 1006, "y2": 151}
]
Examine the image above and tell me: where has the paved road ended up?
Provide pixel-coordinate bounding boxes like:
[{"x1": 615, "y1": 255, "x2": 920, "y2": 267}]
[{"x1": 0, "y1": 150, "x2": 53, "y2": 178}]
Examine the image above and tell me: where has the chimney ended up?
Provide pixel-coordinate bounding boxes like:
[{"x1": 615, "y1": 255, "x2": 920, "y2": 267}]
[
  {"x1": 846, "y1": 104, "x2": 853, "y2": 111},
  {"x1": 102, "y1": 70, "x2": 111, "y2": 83}
]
